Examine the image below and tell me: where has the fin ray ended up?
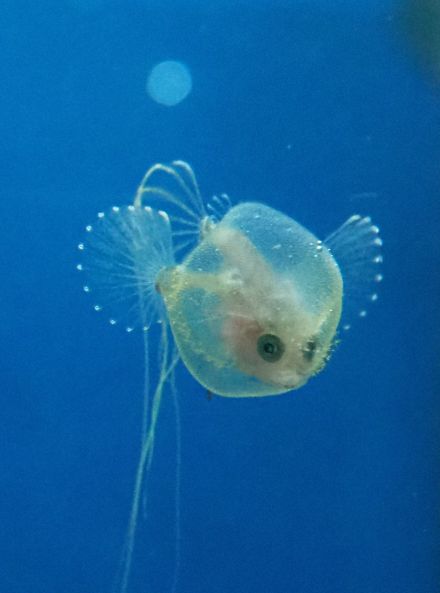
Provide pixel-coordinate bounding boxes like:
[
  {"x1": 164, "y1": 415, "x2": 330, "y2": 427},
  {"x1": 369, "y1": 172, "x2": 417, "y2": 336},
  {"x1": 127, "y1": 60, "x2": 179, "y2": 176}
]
[{"x1": 133, "y1": 162, "x2": 206, "y2": 260}]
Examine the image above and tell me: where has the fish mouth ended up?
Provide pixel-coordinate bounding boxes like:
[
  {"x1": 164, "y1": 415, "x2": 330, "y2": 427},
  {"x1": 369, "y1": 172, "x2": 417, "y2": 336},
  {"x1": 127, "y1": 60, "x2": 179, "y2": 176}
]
[
  {"x1": 271, "y1": 375, "x2": 306, "y2": 391},
  {"x1": 279, "y1": 373, "x2": 309, "y2": 391}
]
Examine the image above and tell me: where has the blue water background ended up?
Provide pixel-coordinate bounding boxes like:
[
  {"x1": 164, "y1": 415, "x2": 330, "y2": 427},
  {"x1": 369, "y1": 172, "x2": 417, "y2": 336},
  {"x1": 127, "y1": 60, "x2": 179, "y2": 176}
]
[{"x1": 1, "y1": 1, "x2": 439, "y2": 592}]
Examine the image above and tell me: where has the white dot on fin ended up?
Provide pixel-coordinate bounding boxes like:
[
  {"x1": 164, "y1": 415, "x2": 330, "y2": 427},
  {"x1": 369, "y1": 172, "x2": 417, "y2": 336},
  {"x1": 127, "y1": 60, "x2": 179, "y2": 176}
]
[{"x1": 158, "y1": 210, "x2": 170, "y2": 223}]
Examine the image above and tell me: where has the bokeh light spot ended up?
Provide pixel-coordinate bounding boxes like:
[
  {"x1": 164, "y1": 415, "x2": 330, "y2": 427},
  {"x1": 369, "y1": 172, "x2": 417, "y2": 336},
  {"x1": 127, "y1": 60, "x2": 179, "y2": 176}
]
[{"x1": 147, "y1": 60, "x2": 192, "y2": 106}]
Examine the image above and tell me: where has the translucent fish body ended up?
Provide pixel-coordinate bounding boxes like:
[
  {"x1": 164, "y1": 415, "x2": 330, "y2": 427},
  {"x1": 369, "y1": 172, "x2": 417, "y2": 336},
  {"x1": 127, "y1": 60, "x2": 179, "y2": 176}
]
[{"x1": 157, "y1": 202, "x2": 343, "y2": 397}]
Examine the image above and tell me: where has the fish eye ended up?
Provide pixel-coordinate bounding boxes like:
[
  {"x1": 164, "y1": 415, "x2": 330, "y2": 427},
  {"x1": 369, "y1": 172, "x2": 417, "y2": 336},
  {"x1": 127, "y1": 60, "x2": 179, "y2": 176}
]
[
  {"x1": 302, "y1": 338, "x2": 318, "y2": 362},
  {"x1": 257, "y1": 334, "x2": 285, "y2": 363}
]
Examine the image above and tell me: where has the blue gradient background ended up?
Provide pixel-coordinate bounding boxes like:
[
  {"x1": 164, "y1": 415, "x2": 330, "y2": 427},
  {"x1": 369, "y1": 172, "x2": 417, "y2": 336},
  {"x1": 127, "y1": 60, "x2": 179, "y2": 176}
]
[{"x1": 1, "y1": 1, "x2": 439, "y2": 592}]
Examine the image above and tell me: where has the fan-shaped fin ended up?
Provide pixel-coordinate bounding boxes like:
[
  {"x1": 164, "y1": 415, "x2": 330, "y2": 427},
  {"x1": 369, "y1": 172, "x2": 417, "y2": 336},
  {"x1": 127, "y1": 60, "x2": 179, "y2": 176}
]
[
  {"x1": 77, "y1": 205, "x2": 175, "y2": 332},
  {"x1": 325, "y1": 214, "x2": 383, "y2": 331},
  {"x1": 132, "y1": 161, "x2": 207, "y2": 259}
]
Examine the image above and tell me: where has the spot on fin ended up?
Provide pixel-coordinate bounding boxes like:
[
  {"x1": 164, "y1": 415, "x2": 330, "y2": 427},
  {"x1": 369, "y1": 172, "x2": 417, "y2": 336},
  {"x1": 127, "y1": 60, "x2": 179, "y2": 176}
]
[
  {"x1": 325, "y1": 214, "x2": 383, "y2": 331},
  {"x1": 77, "y1": 204, "x2": 175, "y2": 332}
]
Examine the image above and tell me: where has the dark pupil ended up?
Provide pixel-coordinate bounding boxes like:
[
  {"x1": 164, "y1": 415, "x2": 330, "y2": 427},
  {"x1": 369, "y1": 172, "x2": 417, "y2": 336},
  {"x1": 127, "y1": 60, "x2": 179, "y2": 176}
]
[
  {"x1": 257, "y1": 334, "x2": 284, "y2": 363},
  {"x1": 303, "y1": 338, "x2": 317, "y2": 361}
]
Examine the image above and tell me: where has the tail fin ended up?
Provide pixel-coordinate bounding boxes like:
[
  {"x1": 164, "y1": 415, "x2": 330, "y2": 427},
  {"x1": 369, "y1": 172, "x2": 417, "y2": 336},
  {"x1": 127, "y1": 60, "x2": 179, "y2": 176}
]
[{"x1": 77, "y1": 205, "x2": 175, "y2": 332}]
